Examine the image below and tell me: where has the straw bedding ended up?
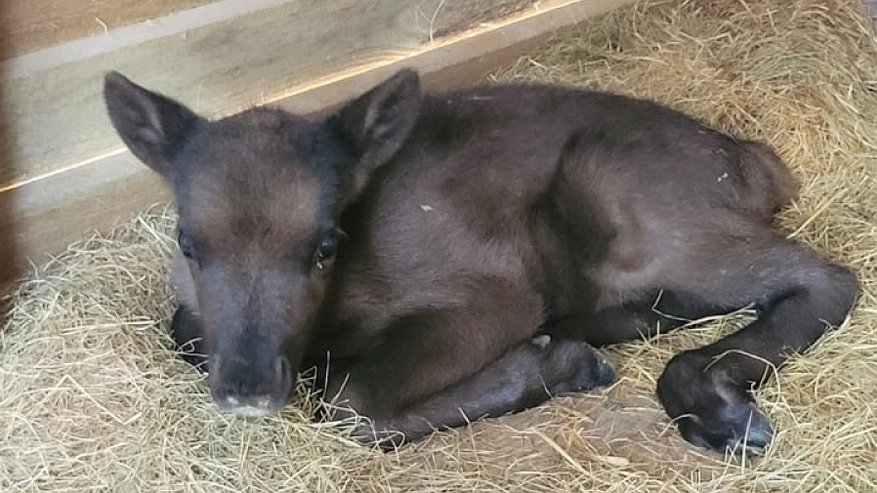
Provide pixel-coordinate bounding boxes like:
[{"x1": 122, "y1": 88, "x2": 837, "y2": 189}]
[{"x1": 2, "y1": 0, "x2": 876, "y2": 491}]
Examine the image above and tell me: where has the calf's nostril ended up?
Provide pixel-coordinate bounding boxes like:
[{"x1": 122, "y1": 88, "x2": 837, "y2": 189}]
[{"x1": 274, "y1": 356, "x2": 293, "y2": 392}]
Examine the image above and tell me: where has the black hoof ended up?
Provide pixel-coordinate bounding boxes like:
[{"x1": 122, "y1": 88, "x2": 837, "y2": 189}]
[
  {"x1": 535, "y1": 336, "x2": 616, "y2": 395},
  {"x1": 170, "y1": 305, "x2": 208, "y2": 373},
  {"x1": 657, "y1": 351, "x2": 773, "y2": 454},
  {"x1": 315, "y1": 398, "x2": 410, "y2": 451},
  {"x1": 676, "y1": 401, "x2": 773, "y2": 453},
  {"x1": 357, "y1": 427, "x2": 408, "y2": 452}
]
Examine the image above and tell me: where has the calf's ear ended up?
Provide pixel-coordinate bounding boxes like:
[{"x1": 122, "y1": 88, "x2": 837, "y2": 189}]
[
  {"x1": 335, "y1": 68, "x2": 422, "y2": 200},
  {"x1": 103, "y1": 72, "x2": 202, "y2": 178}
]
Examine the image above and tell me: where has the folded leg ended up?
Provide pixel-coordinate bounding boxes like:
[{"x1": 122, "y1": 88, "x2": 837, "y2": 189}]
[
  {"x1": 325, "y1": 334, "x2": 614, "y2": 448},
  {"x1": 656, "y1": 232, "x2": 857, "y2": 452}
]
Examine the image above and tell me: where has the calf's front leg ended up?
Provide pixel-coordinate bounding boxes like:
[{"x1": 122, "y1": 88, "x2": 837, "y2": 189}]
[
  {"x1": 336, "y1": 334, "x2": 615, "y2": 448},
  {"x1": 317, "y1": 281, "x2": 615, "y2": 447},
  {"x1": 361, "y1": 334, "x2": 615, "y2": 448}
]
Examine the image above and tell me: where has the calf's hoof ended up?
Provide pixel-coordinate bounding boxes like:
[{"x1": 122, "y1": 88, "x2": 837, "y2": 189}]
[
  {"x1": 657, "y1": 351, "x2": 773, "y2": 454},
  {"x1": 315, "y1": 397, "x2": 411, "y2": 451},
  {"x1": 675, "y1": 401, "x2": 773, "y2": 454},
  {"x1": 353, "y1": 423, "x2": 409, "y2": 452},
  {"x1": 534, "y1": 335, "x2": 616, "y2": 395},
  {"x1": 170, "y1": 306, "x2": 208, "y2": 373}
]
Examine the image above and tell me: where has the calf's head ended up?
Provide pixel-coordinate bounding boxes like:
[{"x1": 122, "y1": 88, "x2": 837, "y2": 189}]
[{"x1": 104, "y1": 70, "x2": 421, "y2": 415}]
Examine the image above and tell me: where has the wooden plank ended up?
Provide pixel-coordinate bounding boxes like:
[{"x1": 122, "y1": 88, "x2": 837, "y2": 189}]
[
  {"x1": 0, "y1": 0, "x2": 532, "y2": 189},
  {"x1": 0, "y1": 3, "x2": 18, "y2": 294},
  {"x1": 0, "y1": 0, "x2": 635, "y2": 277},
  {"x1": 1, "y1": 0, "x2": 216, "y2": 60}
]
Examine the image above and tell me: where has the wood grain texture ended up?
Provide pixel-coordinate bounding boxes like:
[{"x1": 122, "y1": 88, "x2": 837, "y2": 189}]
[
  {"x1": 1, "y1": 0, "x2": 215, "y2": 60},
  {"x1": 0, "y1": 0, "x2": 635, "y2": 272},
  {"x1": 0, "y1": 0, "x2": 20, "y2": 293},
  {"x1": 0, "y1": 0, "x2": 533, "y2": 189}
]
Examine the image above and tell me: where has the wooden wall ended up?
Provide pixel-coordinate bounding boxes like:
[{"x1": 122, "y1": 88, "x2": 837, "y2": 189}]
[{"x1": 0, "y1": 0, "x2": 635, "y2": 277}]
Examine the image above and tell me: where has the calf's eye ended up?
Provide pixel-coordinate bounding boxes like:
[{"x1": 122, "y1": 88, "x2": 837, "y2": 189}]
[
  {"x1": 178, "y1": 231, "x2": 197, "y2": 261},
  {"x1": 314, "y1": 231, "x2": 339, "y2": 271}
]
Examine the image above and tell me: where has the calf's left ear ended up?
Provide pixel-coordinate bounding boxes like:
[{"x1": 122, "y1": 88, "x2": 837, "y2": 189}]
[{"x1": 334, "y1": 68, "x2": 422, "y2": 200}]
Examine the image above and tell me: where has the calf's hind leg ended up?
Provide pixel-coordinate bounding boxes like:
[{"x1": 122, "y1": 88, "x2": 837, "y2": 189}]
[{"x1": 657, "y1": 232, "x2": 858, "y2": 452}]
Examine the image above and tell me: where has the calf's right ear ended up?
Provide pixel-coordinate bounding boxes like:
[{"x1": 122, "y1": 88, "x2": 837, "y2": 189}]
[{"x1": 103, "y1": 72, "x2": 202, "y2": 177}]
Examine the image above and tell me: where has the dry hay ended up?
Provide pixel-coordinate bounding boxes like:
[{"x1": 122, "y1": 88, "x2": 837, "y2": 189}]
[{"x1": 2, "y1": 0, "x2": 877, "y2": 491}]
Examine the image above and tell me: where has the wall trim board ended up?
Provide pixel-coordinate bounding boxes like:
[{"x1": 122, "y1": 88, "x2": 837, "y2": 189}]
[{"x1": 3, "y1": 0, "x2": 290, "y2": 75}]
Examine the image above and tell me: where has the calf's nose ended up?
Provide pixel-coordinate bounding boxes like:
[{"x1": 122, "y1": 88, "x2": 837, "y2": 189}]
[{"x1": 209, "y1": 355, "x2": 293, "y2": 417}]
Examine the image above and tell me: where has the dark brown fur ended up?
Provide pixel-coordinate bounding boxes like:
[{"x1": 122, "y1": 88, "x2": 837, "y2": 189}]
[{"x1": 104, "y1": 69, "x2": 858, "y2": 452}]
